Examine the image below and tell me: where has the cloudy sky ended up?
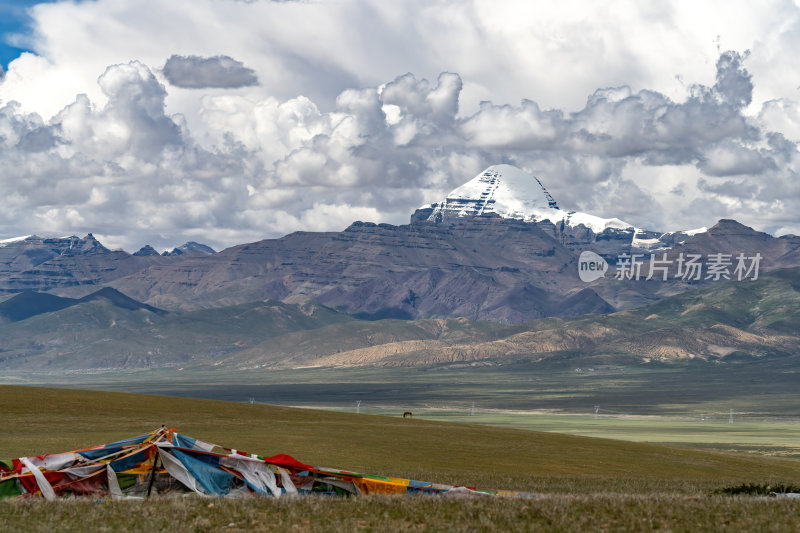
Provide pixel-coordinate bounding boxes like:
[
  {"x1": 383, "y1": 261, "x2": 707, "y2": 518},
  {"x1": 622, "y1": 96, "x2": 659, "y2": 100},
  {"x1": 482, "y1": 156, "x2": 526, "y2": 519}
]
[{"x1": 1, "y1": 0, "x2": 800, "y2": 252}]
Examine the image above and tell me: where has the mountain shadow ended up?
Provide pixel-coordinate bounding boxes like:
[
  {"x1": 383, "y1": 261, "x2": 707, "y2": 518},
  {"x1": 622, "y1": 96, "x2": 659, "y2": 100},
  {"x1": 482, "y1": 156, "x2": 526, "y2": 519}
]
[
  {"x1": 0, "y1": 291, "x2": 78, "y2": 323},
  {"x1": 0, "y1": 287, "x2": 166, "y2": 323}
]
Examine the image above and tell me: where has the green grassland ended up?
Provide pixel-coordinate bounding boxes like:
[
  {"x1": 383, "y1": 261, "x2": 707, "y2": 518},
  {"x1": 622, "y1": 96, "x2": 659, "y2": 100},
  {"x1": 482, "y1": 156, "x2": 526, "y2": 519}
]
[
  {"x1": 365, "y1": 410, "x2": 800, "y2": 458},
  {"x1": 14, "y1": 357, "x2": 800, "y2": 459},
  {"x1": 2, "y1": 385, "x2": 800, "y2": 531},
  {"x1": 7, "y1": 385, "x2": 798, "y2": 489},
  {"x1": 14, "y1": 356, "x2": 800, "y2": 415}
]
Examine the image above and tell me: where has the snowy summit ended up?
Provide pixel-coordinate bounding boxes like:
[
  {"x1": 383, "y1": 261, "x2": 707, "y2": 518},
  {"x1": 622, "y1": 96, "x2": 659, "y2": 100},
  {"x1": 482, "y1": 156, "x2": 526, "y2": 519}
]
[{"x1": 421, "y1": 164, "x2": 632, "y2": 233}]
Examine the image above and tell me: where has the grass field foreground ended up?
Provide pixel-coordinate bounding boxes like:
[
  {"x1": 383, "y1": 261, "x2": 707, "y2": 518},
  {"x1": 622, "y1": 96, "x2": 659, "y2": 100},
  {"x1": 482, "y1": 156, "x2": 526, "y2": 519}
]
[
  {"x1": 2, "y1": 385, "x2": 800, "y2": 531},
  {"x1": 2, "y1": 495, "x2": 800, "y2": 532},
  {"x1": 3, "y1": 385, "x2": 800, "y2": 492}
]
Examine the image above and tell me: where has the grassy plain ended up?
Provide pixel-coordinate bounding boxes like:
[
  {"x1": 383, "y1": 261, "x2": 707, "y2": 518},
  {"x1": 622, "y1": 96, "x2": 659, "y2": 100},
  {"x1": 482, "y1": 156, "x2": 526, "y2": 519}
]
[
  {"x1": 12, "y1": 358, "x2": 800, "y2": 415},
  {"x1": 11, "y1": 357, "x2": 800, "y2": 458},
  {"x1": 335, "y1": 409, "x2": 800, "y2": 458},
  {"x1": 1, "y1": 385, "x2": 800, "y2": 531}
]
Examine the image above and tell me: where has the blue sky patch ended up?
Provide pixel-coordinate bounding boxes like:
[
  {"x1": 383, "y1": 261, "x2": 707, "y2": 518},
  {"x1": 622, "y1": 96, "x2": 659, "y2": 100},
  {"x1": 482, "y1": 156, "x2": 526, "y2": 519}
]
[{"x1": 0, "y1": 1, "x2": 58, "y2": 70}]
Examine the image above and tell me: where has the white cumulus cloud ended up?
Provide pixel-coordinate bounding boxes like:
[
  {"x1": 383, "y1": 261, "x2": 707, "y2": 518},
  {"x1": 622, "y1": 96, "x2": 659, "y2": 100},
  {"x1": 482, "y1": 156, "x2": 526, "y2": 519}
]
[{"x1": 1, "y1": 0, "x2": 800, "y2": 249}]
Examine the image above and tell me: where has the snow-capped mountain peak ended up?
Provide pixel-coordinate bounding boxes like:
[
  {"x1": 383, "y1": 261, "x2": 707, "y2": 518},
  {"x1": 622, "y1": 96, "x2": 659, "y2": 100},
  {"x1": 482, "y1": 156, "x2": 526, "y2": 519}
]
[
  {"x1": 443, "y1": 164, "x2": 559, "y2": 215},
  {"x1": 421, "y1": 164, "x2": 632, "y2": 233}
]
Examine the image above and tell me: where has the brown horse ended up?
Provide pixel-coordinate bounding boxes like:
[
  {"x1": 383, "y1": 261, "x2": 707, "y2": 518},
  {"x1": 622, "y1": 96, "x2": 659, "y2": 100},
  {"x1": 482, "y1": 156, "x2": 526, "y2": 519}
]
[{"x1": 403, "y1": 411, "x2": 413, "y2": 418}]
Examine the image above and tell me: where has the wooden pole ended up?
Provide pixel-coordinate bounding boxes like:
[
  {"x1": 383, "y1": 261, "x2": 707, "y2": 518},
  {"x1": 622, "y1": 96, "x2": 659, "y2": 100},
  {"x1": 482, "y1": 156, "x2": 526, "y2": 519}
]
[{"x1": 146, "y1": 447, "x2": 160, "y2": 498}]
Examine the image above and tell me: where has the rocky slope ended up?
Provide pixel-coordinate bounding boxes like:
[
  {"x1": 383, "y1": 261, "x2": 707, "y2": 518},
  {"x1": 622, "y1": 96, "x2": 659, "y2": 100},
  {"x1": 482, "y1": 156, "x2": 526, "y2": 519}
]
[
  {"x1": 223, "y1": 266, "x2": 800, "y2": 369},
  {"x1": 1, "y1": 167, "x2": 798, "y2": 323},
  {"x1": 1, "y1": 266, "x2": 797, "y2": 371},
  {"x1": 98, "y1": 216, "x2": 800, "y2": 322}
]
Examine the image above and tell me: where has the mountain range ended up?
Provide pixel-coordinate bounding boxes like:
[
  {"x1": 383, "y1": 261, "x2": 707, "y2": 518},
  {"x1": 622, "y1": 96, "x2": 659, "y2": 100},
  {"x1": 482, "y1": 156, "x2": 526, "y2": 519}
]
[
  {"x1": 0, "y1": 264, "x2": 797, "y2": 372},
  {"x1": 0, "y1": 164, "x2": 798, "y2": 371},
  {"x1": 2, "y1": 165, "x2": 799, "y2": 322}
]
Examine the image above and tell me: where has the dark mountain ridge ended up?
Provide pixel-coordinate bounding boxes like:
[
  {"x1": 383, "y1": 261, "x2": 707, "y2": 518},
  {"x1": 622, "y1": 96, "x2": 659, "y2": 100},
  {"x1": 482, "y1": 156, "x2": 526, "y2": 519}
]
[
  {"x1": 0, "y1": 287, "x2": 166, "y2": 323},
  {"x1": 1, "y1": 216, "x2": 799, "y2": 323}
]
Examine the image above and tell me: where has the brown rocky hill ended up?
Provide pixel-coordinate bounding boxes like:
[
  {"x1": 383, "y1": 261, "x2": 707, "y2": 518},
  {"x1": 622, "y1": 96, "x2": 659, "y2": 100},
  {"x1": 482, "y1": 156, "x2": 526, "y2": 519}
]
[
  {"x1": 215, "y1": 266, "x2": 800, "y2": 370},
  {"x1": 100, "y1": 217, "x2": 800, "y2": 322},
  {"x1": 1, "y1": 265, "x2": 797, "y2": 372},
  {"x1": 0, "y1": 218, "x2": 798, "y2": 323}
]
